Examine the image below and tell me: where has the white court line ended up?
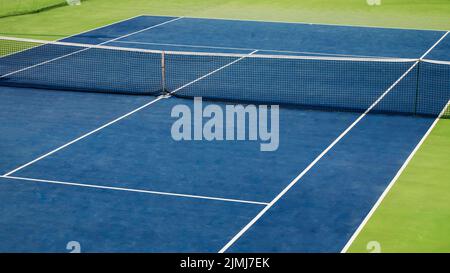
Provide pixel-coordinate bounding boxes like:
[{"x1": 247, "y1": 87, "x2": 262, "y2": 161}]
[
  {"x1": 0, "y1": 16, "x2": 183, "y2": 79},
  {"x1": 218, "y1": 30, "x2": 449, "y2": 253},
  {"x1": 141, "y1": 14, "x2": 448, "y2": 32},
  {"x1": 341, "y1": 99, "x2": 450, "y2": 253},
  {"x1": 0, "y1": 41, "x2": 44, "y2": 59},
  {"x1": 3, "y1": 50, "x2": 258, "y2": 176},
  {"x1": 0, "y1": 36, "x2": 417, "y2": 62},
  {"x1": 4, "y1": 97, "x2": 163, "y2": 176},
  {"x1": 169, "y1": 50, "x2": 258, "y2": 95},
  {"x1": 1, "y1": 16, "x2": 183, "y2": 174},
  {"x1": 0, "y1": 175, "x2": 268, "y2": 205},
  {"x1": 61, "y1": 15, "x2": 177, "y2": 41},
  {"x1": 0, "y1": 15, "x2": 147, "y2": 60},
  {"x1": 113, "y1": 40, "x2": 395, "y2": 59}
]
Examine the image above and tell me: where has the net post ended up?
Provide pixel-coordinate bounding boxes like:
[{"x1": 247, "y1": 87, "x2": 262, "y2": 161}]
[
  {"x1": 413, "y1": 60, "x2": 421, "y2": 116},
  {"x1": 161, "y1": 51, "x2": 166, "y2": 95}
]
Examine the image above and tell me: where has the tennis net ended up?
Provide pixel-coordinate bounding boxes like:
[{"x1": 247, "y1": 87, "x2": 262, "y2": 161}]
[{"x1": 1, "y1": 36, "x2": 449, "y2": 118}]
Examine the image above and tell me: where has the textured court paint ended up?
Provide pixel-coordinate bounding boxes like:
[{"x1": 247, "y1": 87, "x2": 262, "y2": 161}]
[
  {"x1": 348, "y1": 119, "x2": 450, "y2": 253},
  {"x1": 0, "y1": 87, "x2": 149, "y2": 174},
  {"x1": 112, "y1": 17, "x2": 444, "y2": 59},
  {"x1": 345, "y1": 35, "x2": 450, "y2": 252},
  {"x1": 0, "y1": 177, "x2": 261, "y2": 252},
  {"x1": 13, "y1": 98, "x2": 359, "y2": 203},
  {"x1": 0, "y1": 13, "x2": 449, "y2": 252},
  {"x1": 47, "y1": 15, "x2": 445, "y2": 59},
  {"x1": 108, "y1": 40, "x2": 397, "y2": 58},
  {"x1": 227, "y1": 114, "x2": 435, "y2": 252},
  {"x1": 426, "y1": 34, "x2": 450, "y2": 61},
  {"x1": 62, "y1": 16, "x2": 178, "y2": 45}
]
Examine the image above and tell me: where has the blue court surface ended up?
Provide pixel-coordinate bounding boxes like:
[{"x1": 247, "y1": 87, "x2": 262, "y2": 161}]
[{"x1": 0, "y1": 15, "x2": 449, "y2": 252}]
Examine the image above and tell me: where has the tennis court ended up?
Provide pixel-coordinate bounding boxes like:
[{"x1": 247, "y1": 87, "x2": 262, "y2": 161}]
[{"x1": 0, "y1": 15, "x2": 449, "y2": 252}]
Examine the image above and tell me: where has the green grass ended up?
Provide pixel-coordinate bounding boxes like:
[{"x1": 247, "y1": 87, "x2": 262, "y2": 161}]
[
  {"x1": 1, "y1": 0, "x2": 450, "y2": 40},
  {"x1": 1, "y1": 0, "x2": 449, "y2": 253},
  {"x1": 348, "y1": 119, "x2": 450, "y2": 253},
  {"x1": 0, "y1": 0, "x2": 67, "y2": 18}
]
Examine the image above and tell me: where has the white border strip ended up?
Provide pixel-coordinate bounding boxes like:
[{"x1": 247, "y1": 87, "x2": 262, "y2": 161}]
[
  {"x1": 341, "y1": 99, "x2": 450, "y2": 253},
  {"x1": 0, "y1": 35, "x2": 418, "y2": 62},
  {"x1": 141, "y1": 14, "x2": 448, "y2": 32},
  {"x1": 0, "y1": 175, "x2": 268, "y2": 205},
  {"x1": 218, "y1": 31, "x2": 449, "y2": 253}
]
